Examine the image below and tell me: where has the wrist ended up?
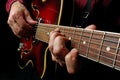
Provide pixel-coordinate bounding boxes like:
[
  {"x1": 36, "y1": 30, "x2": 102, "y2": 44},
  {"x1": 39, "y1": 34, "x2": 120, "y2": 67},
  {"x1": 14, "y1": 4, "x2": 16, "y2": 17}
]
[{"x1": 6, "y1": 0, "x2": 24, "y2": 13}]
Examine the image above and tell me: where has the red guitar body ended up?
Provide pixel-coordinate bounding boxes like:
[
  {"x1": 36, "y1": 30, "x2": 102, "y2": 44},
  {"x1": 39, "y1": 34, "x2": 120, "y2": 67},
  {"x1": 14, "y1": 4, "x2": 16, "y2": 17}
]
[{"x1": 18, "y1": 0, "x2": 62, "y2": 78}]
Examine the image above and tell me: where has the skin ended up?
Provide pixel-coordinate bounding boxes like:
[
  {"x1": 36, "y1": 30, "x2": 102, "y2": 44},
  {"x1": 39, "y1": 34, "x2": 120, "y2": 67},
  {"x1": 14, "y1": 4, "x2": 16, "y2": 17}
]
[
  {"x1": 48, "y1": 25, "x2": 96, "y2": 74},
  {"x1": 7, "y1": 1, "x2": 37, "y2": 38}
]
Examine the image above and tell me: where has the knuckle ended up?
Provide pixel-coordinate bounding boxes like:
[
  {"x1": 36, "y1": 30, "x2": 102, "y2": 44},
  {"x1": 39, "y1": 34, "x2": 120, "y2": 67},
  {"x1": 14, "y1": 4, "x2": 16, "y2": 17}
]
[
  {"x1": 52, "y1": 32, "x2": 59, "y2": 37},
  {"x1": 7, "y1": 18, "x2": 13, "y2": 25},
  {"x1": 65, "y1": 53, "x2": 72, "y2": 60},
  {"x1": 53, "y1": 46, "x2": 64, "y2": 55}
]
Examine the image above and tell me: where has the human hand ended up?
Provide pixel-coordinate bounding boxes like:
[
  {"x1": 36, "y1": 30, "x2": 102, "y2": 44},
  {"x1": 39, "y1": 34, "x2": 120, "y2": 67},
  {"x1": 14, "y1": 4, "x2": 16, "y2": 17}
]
[
  {"x1": 7, "y1": 1, "x2": 37, "y2": 38},
  {"x1": 48, "y1": 25, "x2": 96, "y2": 74}
]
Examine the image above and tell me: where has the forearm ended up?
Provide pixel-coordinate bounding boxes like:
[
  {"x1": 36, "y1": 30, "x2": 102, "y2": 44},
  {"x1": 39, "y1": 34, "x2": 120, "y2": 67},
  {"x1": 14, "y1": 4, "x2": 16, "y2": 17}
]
[{"x1": 6, "y1": 0, "x2": 24, "y2": 12}]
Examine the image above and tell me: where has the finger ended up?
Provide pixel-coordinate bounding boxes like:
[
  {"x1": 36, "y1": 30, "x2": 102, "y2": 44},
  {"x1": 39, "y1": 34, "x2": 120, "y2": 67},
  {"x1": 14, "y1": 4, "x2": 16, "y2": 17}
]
[
  {"x1": 85, "y1": 24, "x2": 97, "y2": 30},
  {"x1": 51, "y1": 36, "x2": 70, "y2": 62},
  {"x1": 58, "y1": 60, "x2": 65, "y2": 67},
  {"x1": 51, "y1": 52, "x2": 65, "y2": 66},
  {"x1": 51, "y1": 53, "x2": 57, "y2": 62},
  {"x1": 13, "y1": 13, "x2": 29, "y2": 27},
  {"x1": 65, "y1": 48, "x2": 80, "y2": 74},
  {"x1": 9, "y1": 19, "x2": 31, "y2": 38},
  {"x1": 7, "y1": 15, "x2": 22, "y2": 38},
  {"x1": 7, "y1": 15, "x2": 15, "y2": 28},
  {"x1": 65, "y1": 48, "x2": 78, "y2": 62},
  {"x1": 13, "y1": 13, "x2": 33, "y2": 32},
  {"x1": 49, "y1": 28, "x2": 60, "y2": 36},
  {"x1": 49, "y1": 30, "x2": 64, "y2": 52},
  {"x1": 9, "y1": 21, "x2": 22, "y2": 38},
  {"x1": 54, "y1": 28, "x2": 60, "y2": 32},
  {"x1": 24, "y1": 10, "x2": 37, "y2": 25}
]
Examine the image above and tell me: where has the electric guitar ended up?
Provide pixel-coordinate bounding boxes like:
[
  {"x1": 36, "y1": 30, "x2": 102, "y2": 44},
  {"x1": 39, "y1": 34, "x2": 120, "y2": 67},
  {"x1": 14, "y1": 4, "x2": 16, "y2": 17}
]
[{"x1": 17, "y1": 0, "x2": 120, "y2": 79}]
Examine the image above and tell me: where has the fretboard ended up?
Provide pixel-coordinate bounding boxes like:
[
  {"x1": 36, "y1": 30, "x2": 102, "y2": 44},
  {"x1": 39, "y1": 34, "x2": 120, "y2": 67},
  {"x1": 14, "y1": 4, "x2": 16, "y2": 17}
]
[{"x1": 35, "y1": 23, "x2": 120, "y2": 71}]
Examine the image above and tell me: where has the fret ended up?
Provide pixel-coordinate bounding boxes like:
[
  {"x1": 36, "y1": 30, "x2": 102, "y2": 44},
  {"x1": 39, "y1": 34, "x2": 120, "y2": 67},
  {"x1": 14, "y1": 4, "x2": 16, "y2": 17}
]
[
  {"x1": 86, "y1": 30, "x2": 93, "y2": 57},
  {"x1": 65, "y1": 27, "x2": 74, "y2": 39},
  {"x1": 113, "y1": 38, "x2": 120, "y2": 68},
  {"x1": 98, "y1": 31, "x2": 106, "y2": 62},
  {"x1": 35, "y1": 25, "x2": 48, "y2": 43},
  {"x1": 60, "y1": 26, "x2": 69, "y2": 34},
  {"x1": 78, "y1": 29, "x2": 84, "y2": 57},
  {"x1": 79, "y1": 29, "x2": 92, "y2": 57},
  {"x1": 87, "y1": 44, "x2": 100, "y2": 62},
  {"x1": 70, "y1": 27, "x2": 77, "y2": 48},
  {"x1": 99, "y1": 55, "x2": 114, "y2": 68},
  {"x1": 60, "y1": 25, "x2": 69, "y2": 35},
  {"x1": 71, "y1": 28, "x2": 83, "y2": 49}
]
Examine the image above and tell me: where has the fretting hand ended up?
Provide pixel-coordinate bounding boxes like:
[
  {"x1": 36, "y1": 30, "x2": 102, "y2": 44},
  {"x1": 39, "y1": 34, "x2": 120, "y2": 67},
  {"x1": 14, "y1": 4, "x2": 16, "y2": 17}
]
[{"x1": 48, "y1": 25, "x2": 96, "y2": 74}]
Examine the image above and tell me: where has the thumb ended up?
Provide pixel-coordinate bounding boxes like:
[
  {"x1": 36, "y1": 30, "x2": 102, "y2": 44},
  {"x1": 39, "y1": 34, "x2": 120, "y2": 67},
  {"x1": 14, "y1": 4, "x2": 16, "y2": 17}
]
[
  {"x1": 24, "y1": 10, "x2": 37, "y2": 25},
  {"x1": 85, "y1": 24, "x2": 97, "y2": 30}
]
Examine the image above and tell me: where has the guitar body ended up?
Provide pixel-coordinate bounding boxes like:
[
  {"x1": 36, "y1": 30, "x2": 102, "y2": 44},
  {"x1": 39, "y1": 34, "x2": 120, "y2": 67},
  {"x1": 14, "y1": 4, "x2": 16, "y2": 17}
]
[{"x1": 18, "y1": 0, "x2": 63, "y2": 77}]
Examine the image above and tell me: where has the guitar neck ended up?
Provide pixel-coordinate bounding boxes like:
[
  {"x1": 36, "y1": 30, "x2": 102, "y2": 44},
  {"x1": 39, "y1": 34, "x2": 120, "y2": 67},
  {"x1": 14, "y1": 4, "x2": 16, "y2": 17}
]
[{"x1": 35, "y1": 23, "x2": 120, "y2": 71}]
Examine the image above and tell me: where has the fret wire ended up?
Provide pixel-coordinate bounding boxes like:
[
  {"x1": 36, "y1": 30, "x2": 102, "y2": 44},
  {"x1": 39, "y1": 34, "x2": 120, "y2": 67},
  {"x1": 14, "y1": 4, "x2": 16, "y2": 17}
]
[
  {"x1": 97, "y1": 32, "x2": 106, "y2": 62},
  {"x1": 86, "y1": 30, "x2": 94, "y2": 57},
  {"x1": 113, "y1": 38, "x2": 120, "y2": 68}
]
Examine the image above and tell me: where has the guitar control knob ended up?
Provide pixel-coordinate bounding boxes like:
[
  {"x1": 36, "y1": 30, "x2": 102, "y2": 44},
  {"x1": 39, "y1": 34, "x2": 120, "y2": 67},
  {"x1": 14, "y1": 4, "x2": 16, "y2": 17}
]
[
  {"x1": 17, "y1": 42, "x2": 24, "y2": 52},
  {"x1": 37, "y1": 18, "x2": 44, "y2": 23}
]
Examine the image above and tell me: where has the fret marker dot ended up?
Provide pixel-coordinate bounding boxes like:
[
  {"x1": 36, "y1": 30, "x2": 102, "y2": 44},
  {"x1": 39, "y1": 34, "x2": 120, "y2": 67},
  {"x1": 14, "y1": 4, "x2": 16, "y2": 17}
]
[
  {"x1": 83, "y1": 41, "x2": 86, "y2": 44},
  {"x1": 106, "y1": 46, "x2": 110, "y2": 52},
  {"x1": 46, "y1": 32, "x2": 49, "y2": 35},
  {"x1": 69, "y1": 37, "x2": 72, "y2": 40}
]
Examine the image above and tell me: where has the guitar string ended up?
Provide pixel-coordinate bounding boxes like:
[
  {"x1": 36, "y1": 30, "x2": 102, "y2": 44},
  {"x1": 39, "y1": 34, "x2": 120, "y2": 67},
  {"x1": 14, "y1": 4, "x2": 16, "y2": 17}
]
[
  {"x1": 36, "y1": 24, "x2": 120, "y2": 70},
  {"x1": 36, "y1": 24, "x2": 120, "y2": 63},
  {"x1": 37, "y1": 24, "x2": 120, "y2": 47},
  {"x1": 37, "y1": 24, "x2": 120, "y2": 50}
]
